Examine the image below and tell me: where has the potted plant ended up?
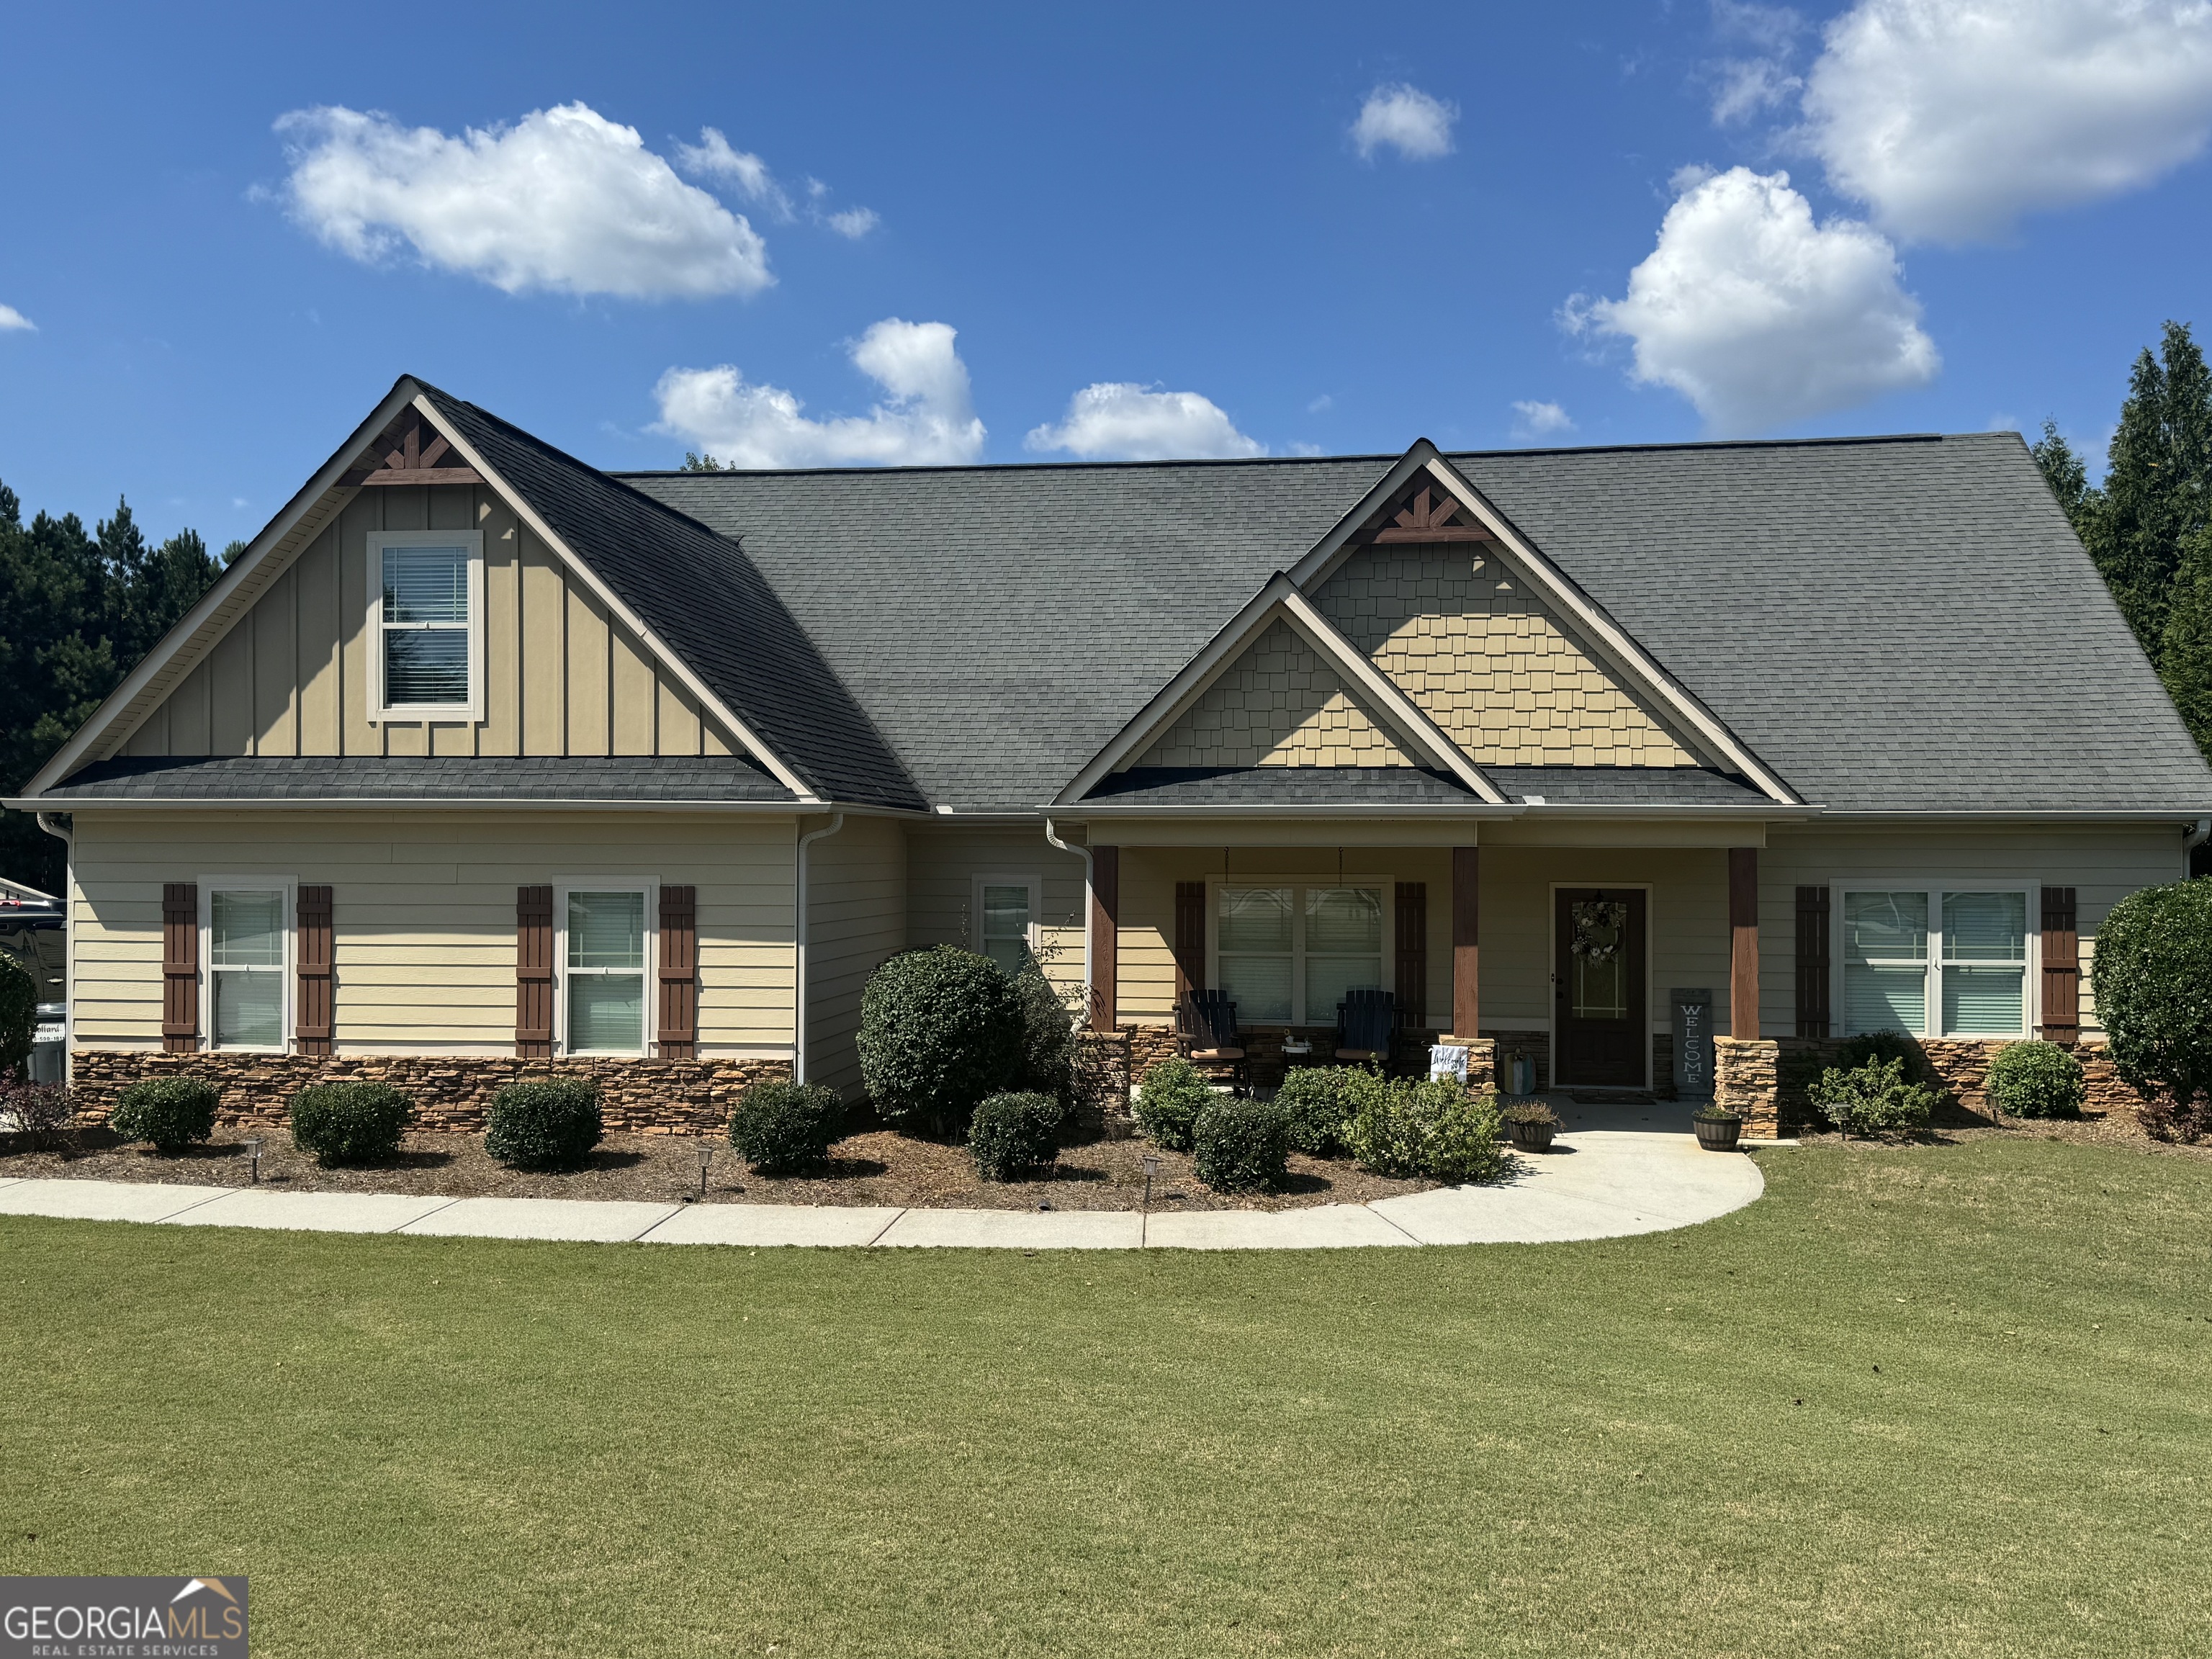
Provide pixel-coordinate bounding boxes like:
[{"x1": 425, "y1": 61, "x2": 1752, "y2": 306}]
[
  {"x1": 1693, "y1": 1103, "x2": 1744, "y2": 1151},
  {"x1": 1501, "y1": 1099, "x2": 1559, "y2": 1153}
]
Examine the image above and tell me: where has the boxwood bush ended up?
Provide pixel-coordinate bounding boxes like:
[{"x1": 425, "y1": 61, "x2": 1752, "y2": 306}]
[
  {"x1": 2090, "y1": 879, "x2": 2212, "y2": 1141},
  {"x1": 728, "y1": 1081, "x2": 845, "y2": 1172},
  {"x1": 1985, "y1": 1040, "x2": 2086, "y2": 1120},
  {"x1": 857, "y1": 947, "x2": 1024, "y2": 1128},
  {"x1": 288, "y1": 1081, "x2": 414, "y2": 1166},
  {"x1": 1274, "y1": 1066, "x2": 1352, "y2": 1156},
  {"x1": 1010, "y1": 960, "x2": 1076, "y2": 1102},
  {"x1": 1810, "y1": 1056, "x2": 1938, "y2": 1138},
  {"x1": 968, "y1": 1090, "x2": 1066, "y2": 1181},
  {"x1": 1133, "y1": 1056, "x2": 1214, "y2": 1152},
  {"x1": 109, "y1": 1076, "x2": 220, "y2": 1154},
  {"x1": 1192, "y1": 1096, "x2": 1290, "y2": 1193},
  {"x1": 485, "y1": 1079, "x2": 603, "y2": 1170},
  {"x1": 1344, "y1": 1074, "x2": 1509, "y2": 1183}
]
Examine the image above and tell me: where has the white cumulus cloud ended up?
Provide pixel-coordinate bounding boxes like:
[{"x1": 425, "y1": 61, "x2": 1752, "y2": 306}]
[
  {"x1": 653, "y1": 318, "x2": 984, "y2": 468},
  {"x1": 1563, "y1": 166, "x2": 1938, "y2": 434},
  {"x1": 1352, "y1": 84, "x2": 1458, "y2": 160},
  {"x1": 1511, "y1": 400, "x2": 1576, "y2": 437},
  {"x1": 673, "y1": 127, "x2": 793, "y2": 220},
  {"x1": 1801, "y1": 0, "x2": 2212, "y2": 243},
  {"x1": 277, "y1": 102, "x2": 772, "y2": 298},
  {"x1": 0, "y1": 304, "x2": 33, "y2": 332},
  {"x1": 1025, "y1": 384, "x2": 1265, "y2": 460},
  {"x1": 825, "y1": 206, "x2": 880, "y2": 239}
]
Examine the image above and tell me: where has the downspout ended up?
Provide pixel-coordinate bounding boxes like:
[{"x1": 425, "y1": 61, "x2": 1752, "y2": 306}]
[
  {"x1": 35, "y1": 812, "x2": 71, "y2": 1082},
  {"x1": 1043, "y1": 817, "x2": 1093, "y2": 1024},
  {"x1": 792, "y1": 814, "x2": 845, "y2": 1085},
  {"x1": 2188, "y1": 817, "x2": 2211, "y2": 853}
]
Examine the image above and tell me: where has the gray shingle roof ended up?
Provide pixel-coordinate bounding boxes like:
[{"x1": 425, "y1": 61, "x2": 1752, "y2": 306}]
[
  {"x1": 1086, "y1": 767, "x2": 1483, "y2": 806},
  {"x1": 420, "y1": 386, "x2": 925, "y2": 811},
  {"x1": 625, "y1": 435, "x2": 2212, "y2": 816},
  {"x1": 1478, "y1": 767, "x2": 1771, "y2": 806},
  {"x1": 40, "y1": 755, "x2": 796, "y2": 804}
]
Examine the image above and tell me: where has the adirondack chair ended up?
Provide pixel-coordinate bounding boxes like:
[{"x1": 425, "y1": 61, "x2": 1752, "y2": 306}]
[
  {"x1": 1334, "y1": 987, "x2": 1398, "y2": 1066},
  {"x1": 1177, "y1": 990, "x2": 1248, "y2": 1093}
]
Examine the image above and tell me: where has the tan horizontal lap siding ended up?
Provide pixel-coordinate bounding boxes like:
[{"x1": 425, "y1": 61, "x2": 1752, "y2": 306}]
[
  {"x1": 68, "y1": 810, "x2": 797, "y2": 1051},
  {"x1": 804, "y1": 817, "x2": 907, "y2": 1098},
  {"x1": 905, "y1": 827, "x2": 1087, "y2": 1004},
  {"x1": 1758, "y1": 824, "x2": 2189, "y2": 1040}
]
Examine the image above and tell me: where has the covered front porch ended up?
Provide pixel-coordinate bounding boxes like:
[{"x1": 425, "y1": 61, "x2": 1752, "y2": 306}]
[{"x1": 1069, "y1": 815, "x2": 1773, "y2": 1104}]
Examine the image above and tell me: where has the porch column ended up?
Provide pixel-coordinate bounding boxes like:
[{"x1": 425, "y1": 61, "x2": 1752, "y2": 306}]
[
  {"x1": 1089, "y1": 845, "x2": 1119, "y2": 1032},
  {"x1": 1729, "y1": 846, "x2": 1759, "y2": 1038},
  {"x1": 1450, "y1": 844, "x2": 1479, "y2": 1039}
]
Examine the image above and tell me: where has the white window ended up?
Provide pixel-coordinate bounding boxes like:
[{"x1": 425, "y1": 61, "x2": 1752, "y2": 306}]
[
  {"x1": 1212, "y1": 881, "x2": 1388, "y2": 1025},
  {"x1": 204, "y1": 883, "x2": 289, "y2": 1051},
  {"x1": 367, "y1": 529, "x2": 483, "y2": 722},
  {"x1": 558, "y1": 884, "x2": 654, "y2": 1056},
  {"x1": 973, "y1": 874, "x2": 1041, "y2": 978},
  {"x1": 1838, "y1": 885, "x2": 2034, "y2": 1039}
]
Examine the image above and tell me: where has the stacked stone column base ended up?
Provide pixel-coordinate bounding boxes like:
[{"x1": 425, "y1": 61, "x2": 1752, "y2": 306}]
[{"x1": 1714, "y1": 1037, "x2": 1781, "y2": 1135}]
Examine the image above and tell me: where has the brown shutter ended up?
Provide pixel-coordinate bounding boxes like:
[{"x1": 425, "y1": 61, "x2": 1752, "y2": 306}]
[
  {"x1": 1794, "y1": 885, "x2": 1830, "y2": 1038},
  {"x1": 657, "y1": 884, "x2": 698, "y2": 1060},
  {"x1": 296, "y1": 886, "x2": 333, "y2": 1056},
  {"x1": 1173, "y1": 881, "x2": 1206, "y2": 1006},
  {"x1": 1395, "y1": 882, "x2": 1428, "y2": 1027},
  {"x1": 516, "y1": 885, "x2": 554, "y2": 1058},
  {"x1": 161, "y1": 883, "x2": 199, "y2": 1053},
  {"x1": 2041, "y1": 886, "x2": 2079, "y2": 1042}
]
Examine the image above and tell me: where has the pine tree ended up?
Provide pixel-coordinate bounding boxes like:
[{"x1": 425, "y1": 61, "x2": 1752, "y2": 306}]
[
  {"x1": 2084, "y1": 320, "x2": 2212, "y2": 652},
  {"x1": 2030, "y1": 419, "x2": 2097, "y2": 541},
  {"x1": 2162, "y1": 526, "x2": 2212, "y2": 763}
]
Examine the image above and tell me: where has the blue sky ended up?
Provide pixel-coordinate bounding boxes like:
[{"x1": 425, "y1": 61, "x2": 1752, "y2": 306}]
[{"x1": 4, "y1": 1, "x2": 2211, "y2": 547}]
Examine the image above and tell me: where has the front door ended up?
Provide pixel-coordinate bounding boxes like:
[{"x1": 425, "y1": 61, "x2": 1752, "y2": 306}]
[{"x1": 1555, "y1": 889, "x2": 1647, "y2": 1088}]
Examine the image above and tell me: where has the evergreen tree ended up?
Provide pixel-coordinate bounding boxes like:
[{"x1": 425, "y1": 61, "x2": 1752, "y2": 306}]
[
  {"x1": 2162, "y1": 526, "x2": 2212, "y2": 763},
  {"x1": 2030, "y1": 419, "x2": 2096, "y2": 541},
  {"x1": 2083, "y1": 320, "x2": 2212, "y2": 652}
]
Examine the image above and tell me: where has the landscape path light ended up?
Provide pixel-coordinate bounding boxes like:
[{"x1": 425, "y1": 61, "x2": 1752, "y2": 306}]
[
  {"x1": 241, "y1": 1136, "x2": 264, "y2": 1184},
  {"x1": 694, "y1": 1138, "x2": 715, "y2": 1200},
  {"x1": 1141, "y1": 1152, "x2": 1160, "y2": 1214}
]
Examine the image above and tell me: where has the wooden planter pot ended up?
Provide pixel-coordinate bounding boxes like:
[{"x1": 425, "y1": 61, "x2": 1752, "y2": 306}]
[
  {"x1": 1693, "y1": 1115, "x2": 1743, "y2": 1152},
  {"x1": 1507, "y1": 1119, "x2": 1557, "y2": 1153}
]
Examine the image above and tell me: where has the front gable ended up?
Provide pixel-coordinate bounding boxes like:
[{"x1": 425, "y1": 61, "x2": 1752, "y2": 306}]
[{"x1": 1135, "y1": 619, "x2": 1415, "y2": 769}]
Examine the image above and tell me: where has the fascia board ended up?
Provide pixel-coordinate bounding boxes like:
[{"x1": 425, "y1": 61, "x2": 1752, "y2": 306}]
[
  {"x1": 19, "y1": 379, "x2": 426, "y2": 797},
  {"x1": 5, "y1": 796, "x2": 810, "y2": 814},
  {"x1": 409, "y1": 395, "x2": 823, "y2": 804},
  {"x1": 1047, "y1": 802, "x2": 1521, "y2": 817}
]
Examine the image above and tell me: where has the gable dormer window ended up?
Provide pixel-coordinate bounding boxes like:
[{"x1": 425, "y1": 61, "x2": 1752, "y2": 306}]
[{"x1": 368, "y1": 529, "x2": 484, "y2": 722}]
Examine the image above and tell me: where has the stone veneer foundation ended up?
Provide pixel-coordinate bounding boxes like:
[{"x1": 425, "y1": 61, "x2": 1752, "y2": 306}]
[
  {"x1": 1716, "y1": 1035, "x2": 2139, "y2": 1136},
  {"x1": 68, "y1": 1050, "x2": 791, "y2": 1137}
]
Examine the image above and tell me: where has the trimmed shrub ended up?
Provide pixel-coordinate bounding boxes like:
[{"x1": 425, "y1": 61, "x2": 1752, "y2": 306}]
[
  {"x1": 1344, "y1": 1074, "x2": 1509, "y2": 1183},
  {"x1": 1, "y1": 1082, "x2": 76, "y2": 1153},
  {"x1": 484, "y1": 1079, "x2": 603, "y2": 1170},
  {"x1": 2091, "y1": 879, "x2": 2212, "y2": 1141},
  {"x1": 968, "y1": 1090, "x2": 1066, "y2": 1181},
  {"x1": 1985, "y1": 1040, "x2": 2086, "y2": 1120},
  {"x1": 729, "y1": 1081, "x2": 845, "y2": 1172},
  {"x1": 110, "y1": 1076, "x2": 220, "y2": 1154},
  {"x1": 857, "y1": 947, "x2": 1025, "y2": 1128},
  {"x1": 1011, "y1": 959, "x2": 1076, "y2": 1103},
  {"x1": 1133, "y1": 1056, "x2": 1214, "y2": 1152},
  {"x1": 1810, "y1": 1056, "x2": 1938, "y2": 1138},
  {"x1": 1192, "y1": 1096, "x2": 1290, "y2": 1193},
  {"x1": 288, "y1": 1081, "x2": 414, "y2": 1166},
  {"x1": 0, "y1": 954, "x2": 35, "y2": 1080},
  {"x1": 1274, "y1": 1066, "x2": 1352, "y2": 1157}
]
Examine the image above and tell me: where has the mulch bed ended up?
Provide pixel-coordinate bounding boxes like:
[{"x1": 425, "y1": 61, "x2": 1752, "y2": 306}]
[
  {"x1": 1791, "y1": 1101, "x2": 2212, "y2": 1162},
  {"x1": 0, "y1": 1123, "x2": 1440, "y2": 1213}
]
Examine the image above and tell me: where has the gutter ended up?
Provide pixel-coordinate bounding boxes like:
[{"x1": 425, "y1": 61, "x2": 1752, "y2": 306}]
[
  {"x1": 792, "y1": 814, "x2": 845, "y2": 1086},
  {"x1": 3, "y1": 796, "x2": 938, "y2": 819},
  {"x1": 1041, "y1": 817, "x2": 1092, "y2": 1022},
  {"x1": 34, "y1": 813, "x2": 71, "y2": 1079}
]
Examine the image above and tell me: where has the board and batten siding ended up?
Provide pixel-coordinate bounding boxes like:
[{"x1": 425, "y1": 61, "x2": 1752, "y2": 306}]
[
  {"x1": 905, "y1": 827, "x2": 1087, "y2": 1004},
  {"x1": 117, "y1": 483, "x2": 741, "y2": 761},
  {"x1": 1760, "y1": 822, "x2": 2190, "y2": 1040},
  {"x1": 803, "y1": 815, "x2": 907, "y2": 1097},
  {"x1": 68, "y1": 811, "x2": 797, "y2": 1055}
]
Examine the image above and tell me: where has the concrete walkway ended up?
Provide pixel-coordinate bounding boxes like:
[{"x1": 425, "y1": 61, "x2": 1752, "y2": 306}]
[{"x1": 0, "y1": 1100, "x2": 1761, "y2": 1250}]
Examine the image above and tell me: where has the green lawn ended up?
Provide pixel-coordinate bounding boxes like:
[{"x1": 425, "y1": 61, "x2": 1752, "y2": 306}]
[{"x1": 2, "y1": 1139, "x2": 2206, "y2": 1658}]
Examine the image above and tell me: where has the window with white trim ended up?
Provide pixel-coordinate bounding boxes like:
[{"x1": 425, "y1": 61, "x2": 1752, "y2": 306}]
[
  {"x1": 207, "y1": 885, "x2": 289, "y2": 1051},
  {"x1": 974, "y1": 874, "x2": 1040, "y2": 977},
  {"x1": 1213, "y1": 882, "x2": 1387, "y2": 1025},
  {"x1": 560, "y1": 885, "x2": 652, "y2": 1056},
  {"x1": 368, "y1": 529, "x2": 483, "y2": 721},
  {"x1": 1839, "y1": 885, "x2": 2033, "y2": 1038}
]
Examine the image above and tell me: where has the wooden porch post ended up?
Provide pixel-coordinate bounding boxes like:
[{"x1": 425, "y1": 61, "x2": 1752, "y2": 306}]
[
  {"x1": 1451, "y1": 845, "x2": 1479, "y2": 1039},
  {"x1": 1089, "y1": 845, "x2": 1119, "y2": 1032},
  {"x1": 1729, "y1": 847, "x2": 1760, "y2": 1038}
]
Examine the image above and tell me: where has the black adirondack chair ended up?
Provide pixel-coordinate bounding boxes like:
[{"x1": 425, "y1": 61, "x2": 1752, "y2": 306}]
[
  {"x1": 1177, "y1": 990, "x2": 1247, "y2": 1093},
  {"x1": 1334, "y1": 987, "x2": 1397, "y2": 1066}
]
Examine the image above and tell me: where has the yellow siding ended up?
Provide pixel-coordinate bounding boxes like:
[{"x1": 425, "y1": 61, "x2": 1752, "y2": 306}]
[
  {"x1": 906, "y1": 826, "x2": 1088, "y2": 1004},
  {"x1": 68, "y1": 810, "x2": 798, "y2": 1054},
  {"x1": 804, "y1": 816, "x2": 907, "y2": 1097},
  {"x1": 112, "y1": 482, "x2": 744, "y2": 761},
  {"x1": 1136, "y1": 620, "x2": 1413, "y2": 769},
  {"x1": 1316, "y1": 545, "x2": 1697, "y2": 768}
]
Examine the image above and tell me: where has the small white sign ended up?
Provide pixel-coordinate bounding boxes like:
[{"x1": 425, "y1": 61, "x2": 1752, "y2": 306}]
[{"x1": 1429, "y1": 1043, "x2": 1469, "y2": 1082}]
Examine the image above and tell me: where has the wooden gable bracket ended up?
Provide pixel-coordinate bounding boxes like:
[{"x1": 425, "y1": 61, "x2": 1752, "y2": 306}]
[
  {"x1": 341, "y1": 410, "x2": 486, "y2": 488},
  {"x1": 1362, "y1": 479, "x2": 1496, "y2": 545}
]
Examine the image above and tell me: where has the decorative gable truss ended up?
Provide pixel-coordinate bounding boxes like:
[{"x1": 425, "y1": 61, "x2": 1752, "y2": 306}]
[{"x1": 340, "y1": 408, "x2": 485, "y2": 488}]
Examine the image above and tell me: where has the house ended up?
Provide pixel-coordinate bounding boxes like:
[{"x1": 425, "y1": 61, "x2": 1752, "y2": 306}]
[{"x1": 12, "y1": 376, "x2": 2211, "y2": 1133}]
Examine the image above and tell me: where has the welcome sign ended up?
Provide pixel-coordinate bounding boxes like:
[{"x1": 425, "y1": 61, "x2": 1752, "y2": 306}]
[{"x1": 2, "y1": 1577, "x2": 247, "y2": 1658}]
